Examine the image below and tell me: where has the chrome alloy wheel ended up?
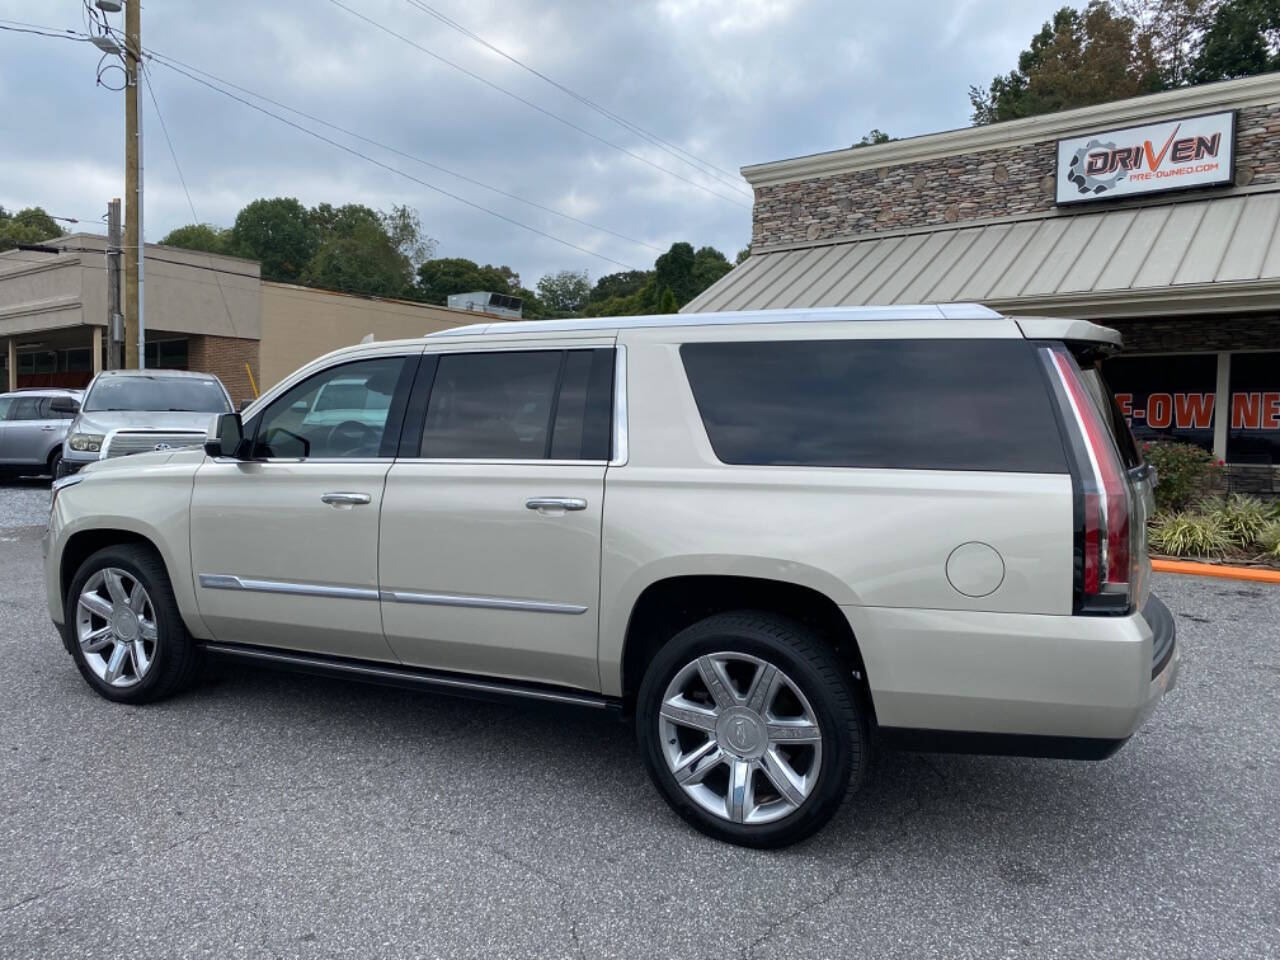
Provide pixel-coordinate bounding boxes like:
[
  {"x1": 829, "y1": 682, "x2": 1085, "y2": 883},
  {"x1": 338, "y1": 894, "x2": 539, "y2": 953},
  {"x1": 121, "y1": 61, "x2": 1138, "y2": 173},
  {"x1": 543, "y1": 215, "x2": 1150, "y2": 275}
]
[
  {"x1": 75, "y1": 567, "x2": 158, "y2": 688},
  {"x1": 658, "y1": 652, "x2": 823, "y2": 825}
]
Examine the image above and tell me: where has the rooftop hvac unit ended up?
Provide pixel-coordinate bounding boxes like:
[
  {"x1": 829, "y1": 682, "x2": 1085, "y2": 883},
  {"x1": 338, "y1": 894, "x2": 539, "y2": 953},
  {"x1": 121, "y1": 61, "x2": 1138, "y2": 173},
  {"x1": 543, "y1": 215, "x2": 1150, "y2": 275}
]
[{"x1": 447, "y1": 291, "x2": 523, "y2": 320}]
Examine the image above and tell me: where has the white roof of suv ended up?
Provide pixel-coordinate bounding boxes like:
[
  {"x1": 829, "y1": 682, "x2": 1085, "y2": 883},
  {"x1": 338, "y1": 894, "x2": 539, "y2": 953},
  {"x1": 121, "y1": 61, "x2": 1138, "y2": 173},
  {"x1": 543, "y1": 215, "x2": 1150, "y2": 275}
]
[
  {"x1": 422, "y1": 302, "x2": 1121, "y2": 348},
  {"x1": 426, "y1": 302, "x2": 1004, "y2": 338}
]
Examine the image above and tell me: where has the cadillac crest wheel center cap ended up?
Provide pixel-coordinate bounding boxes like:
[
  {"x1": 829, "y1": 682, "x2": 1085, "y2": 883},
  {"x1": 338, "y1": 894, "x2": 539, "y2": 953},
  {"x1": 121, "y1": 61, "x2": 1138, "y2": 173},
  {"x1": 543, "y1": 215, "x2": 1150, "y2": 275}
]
[{"x1": 716, "y1": 706, "x2": 767, "y2": 760}]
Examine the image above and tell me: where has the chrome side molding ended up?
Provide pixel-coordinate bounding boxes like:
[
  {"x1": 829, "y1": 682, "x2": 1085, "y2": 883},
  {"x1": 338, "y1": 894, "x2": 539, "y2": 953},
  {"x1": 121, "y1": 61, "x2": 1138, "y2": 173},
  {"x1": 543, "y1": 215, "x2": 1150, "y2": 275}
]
[
  {"x1": 380, "y1": 589, "x2": 587, "y2": 615},
  {"x1": 197, "y1": 574, "x2": 380, "y2": 602},
  {"x1": 198, "y1": 574, "x2": 587, "y2": 615}
]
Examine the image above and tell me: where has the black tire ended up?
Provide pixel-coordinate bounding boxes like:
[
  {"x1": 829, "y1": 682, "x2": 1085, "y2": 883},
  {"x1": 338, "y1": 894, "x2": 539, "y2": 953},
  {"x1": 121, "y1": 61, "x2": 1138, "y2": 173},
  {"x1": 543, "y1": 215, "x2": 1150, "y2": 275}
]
[
  {"x1": 636, "y1": 611, "x2": 869, "y2": 848},
  {"x1": 64, "y1": 544, "x2": 201, "y2": 703},
  {"x1": 54, "y1": 456, "x2": 73, "y2": 480},
  {"x1": 47, "y1": 449, "x2": 62, "y2": 481}
]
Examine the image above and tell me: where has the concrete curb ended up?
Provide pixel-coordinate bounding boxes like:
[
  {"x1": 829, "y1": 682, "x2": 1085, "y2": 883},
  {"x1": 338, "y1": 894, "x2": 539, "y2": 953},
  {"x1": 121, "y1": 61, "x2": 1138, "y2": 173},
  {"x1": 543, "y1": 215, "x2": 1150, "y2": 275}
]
[{"x1": 1152, "y1": 558, "x2": 1280, "y2": 584}]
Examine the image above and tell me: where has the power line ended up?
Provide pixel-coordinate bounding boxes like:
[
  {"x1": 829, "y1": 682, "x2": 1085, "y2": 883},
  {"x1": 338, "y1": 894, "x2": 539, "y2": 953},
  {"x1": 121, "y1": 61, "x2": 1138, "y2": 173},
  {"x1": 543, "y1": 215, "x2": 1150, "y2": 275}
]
[
  {"x1": 146, "y1": 56, "x2": 642, "y2": 270},
  {"x1": 0, "y1": 19, "x2": 91, "y2": 43},
  {"x1": 140, "y1": 62, "x2": 243, "y2": 339},
  {"x1": 400, "y1": 0, "x2": 750, "y2": 194},
  {"x1": 142, "y1": 47, "x2": 664, "y2": 254},
  {"x1": 324, "y1": 0, "x2": 750, "y2": 210}
]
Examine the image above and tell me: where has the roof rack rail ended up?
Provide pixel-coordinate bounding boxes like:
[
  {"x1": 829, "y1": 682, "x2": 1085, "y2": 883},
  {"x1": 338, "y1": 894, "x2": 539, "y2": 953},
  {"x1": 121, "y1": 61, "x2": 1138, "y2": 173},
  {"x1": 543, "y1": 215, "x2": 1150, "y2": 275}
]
[{"x1": 425, "y1": 303, "x2": 1003, "y2": 339}]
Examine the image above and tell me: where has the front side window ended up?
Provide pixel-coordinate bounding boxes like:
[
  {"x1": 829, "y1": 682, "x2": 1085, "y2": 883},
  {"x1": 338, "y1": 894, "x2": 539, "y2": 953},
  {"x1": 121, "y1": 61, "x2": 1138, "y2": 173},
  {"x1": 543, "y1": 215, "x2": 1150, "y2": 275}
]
[
  {"x1": 252, "y1": 356, "x2": 407, "y2": 459},
  {"x1": 680, "y1": 339, "x2": 1067, "y2": 473},
  {"x1": 83, "y1": 376, "x2": 230, "y2": 413},
  {"x1": 419, "y1": 349, "x2": 613, "y2": 460}
]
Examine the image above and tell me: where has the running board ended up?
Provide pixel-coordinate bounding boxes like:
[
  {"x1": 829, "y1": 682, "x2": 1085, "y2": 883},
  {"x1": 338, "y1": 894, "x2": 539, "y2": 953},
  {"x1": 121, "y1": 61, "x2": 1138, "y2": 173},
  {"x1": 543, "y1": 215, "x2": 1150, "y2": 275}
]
[{"x1": 202, "y1": 642, "x2": 622, "y2": 714}]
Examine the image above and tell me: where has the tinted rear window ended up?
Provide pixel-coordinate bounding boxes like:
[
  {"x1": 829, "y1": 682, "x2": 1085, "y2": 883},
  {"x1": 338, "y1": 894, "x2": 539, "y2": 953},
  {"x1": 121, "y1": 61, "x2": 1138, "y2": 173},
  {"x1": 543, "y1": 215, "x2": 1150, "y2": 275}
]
[{"x1": 680, "y1": 339, "x2": 1067, "y2": 472}]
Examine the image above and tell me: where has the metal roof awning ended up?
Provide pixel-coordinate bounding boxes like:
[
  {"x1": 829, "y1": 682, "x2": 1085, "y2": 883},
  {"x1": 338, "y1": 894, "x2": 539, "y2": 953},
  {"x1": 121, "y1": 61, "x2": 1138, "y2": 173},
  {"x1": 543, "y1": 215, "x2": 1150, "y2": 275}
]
[{"x1": 684, "y1": 190, "x2": 1280, "y2": 319}]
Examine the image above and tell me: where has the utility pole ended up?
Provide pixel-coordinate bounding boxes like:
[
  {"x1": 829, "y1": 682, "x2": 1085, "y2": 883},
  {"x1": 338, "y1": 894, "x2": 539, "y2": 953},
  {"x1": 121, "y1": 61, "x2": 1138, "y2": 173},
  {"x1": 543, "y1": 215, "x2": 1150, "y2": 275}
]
[
  {"x1": 105, "y1": 198, "x2": 122, "y2": 370},
  {"x1": 123, "y1": 0, "x2": 144, "y2": 369}
]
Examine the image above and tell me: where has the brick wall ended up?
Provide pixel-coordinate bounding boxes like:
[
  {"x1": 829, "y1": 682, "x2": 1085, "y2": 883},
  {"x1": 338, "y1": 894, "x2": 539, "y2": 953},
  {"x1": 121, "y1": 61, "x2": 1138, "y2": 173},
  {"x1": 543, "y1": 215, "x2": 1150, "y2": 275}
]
[
  {"x1": 752, "y1": 102, "x2": 1280, "y2": 248},
  {"x1": 187, "y1": 334, "x2": 260, "y2": 407},
  {"x1": 1109, "y1": 314, "x2": 1280, "y2": 354}
]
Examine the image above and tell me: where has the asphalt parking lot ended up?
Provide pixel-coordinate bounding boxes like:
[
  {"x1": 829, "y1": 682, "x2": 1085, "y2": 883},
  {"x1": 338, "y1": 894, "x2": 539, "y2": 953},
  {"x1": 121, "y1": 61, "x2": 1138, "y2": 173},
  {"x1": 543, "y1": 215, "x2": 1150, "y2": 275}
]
[{"x1": 2, "y1": 479, "x2": 1278, "y2": 959}]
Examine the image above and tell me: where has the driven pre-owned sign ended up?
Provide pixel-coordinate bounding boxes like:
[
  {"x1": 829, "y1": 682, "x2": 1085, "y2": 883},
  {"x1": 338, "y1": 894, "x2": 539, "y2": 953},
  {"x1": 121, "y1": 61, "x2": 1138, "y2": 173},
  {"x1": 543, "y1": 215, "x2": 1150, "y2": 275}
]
[{"x1": 1056, "y1": 111, "x2": 1235, "y2": 205}]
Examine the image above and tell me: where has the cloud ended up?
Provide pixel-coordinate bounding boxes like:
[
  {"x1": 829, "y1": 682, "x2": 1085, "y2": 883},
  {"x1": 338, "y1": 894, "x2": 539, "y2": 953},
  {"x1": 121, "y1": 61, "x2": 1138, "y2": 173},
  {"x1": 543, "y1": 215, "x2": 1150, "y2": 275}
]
[{"x1": 0, "y1": 0, "x2": 1064, "y2": 284}]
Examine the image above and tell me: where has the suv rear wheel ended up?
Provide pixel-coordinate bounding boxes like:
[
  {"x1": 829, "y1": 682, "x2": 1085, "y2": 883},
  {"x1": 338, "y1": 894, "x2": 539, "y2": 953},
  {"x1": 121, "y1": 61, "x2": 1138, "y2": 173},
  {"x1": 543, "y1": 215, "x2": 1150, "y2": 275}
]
[
  {"x1": 65, "y1": 544, "x2": 200, "y2": 703},
  {"x1": 636, "y1": 611, "x2": 868, "y2": 848}
]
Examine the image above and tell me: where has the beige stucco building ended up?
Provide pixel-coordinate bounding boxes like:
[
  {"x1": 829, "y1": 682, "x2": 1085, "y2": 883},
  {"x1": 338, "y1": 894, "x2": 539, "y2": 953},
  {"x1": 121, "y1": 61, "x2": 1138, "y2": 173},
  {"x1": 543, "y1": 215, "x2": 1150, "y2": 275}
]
[{"x1": 0, "y1": 233, "x2": 506, "y2": 405}]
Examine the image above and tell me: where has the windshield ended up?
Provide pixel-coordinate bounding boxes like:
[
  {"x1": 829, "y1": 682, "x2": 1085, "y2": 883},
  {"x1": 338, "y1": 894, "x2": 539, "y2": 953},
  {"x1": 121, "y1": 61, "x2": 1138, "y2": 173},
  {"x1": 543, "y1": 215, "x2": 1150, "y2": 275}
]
[{"x1": 83, "y1": 376, "x2": 231, "y2": 413}]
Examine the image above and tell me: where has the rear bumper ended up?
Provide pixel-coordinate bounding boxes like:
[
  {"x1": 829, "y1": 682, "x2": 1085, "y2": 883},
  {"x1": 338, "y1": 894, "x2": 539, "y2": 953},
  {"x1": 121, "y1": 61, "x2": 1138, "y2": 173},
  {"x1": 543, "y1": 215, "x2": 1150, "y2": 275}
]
[{"x1": 845, "y1": 593, "x2": 1179, "y2": 752}]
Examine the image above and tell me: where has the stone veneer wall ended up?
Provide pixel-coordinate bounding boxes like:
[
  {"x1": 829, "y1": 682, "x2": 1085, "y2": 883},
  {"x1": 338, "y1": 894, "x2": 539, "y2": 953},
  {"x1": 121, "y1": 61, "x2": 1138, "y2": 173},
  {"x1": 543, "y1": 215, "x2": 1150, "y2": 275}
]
[
  {"x1": 1108, "y1": 314, "x2": 1280, "y2": 354},
  {"x1": 752, "y1": 102, "x2": 1280, "y2": 248}
]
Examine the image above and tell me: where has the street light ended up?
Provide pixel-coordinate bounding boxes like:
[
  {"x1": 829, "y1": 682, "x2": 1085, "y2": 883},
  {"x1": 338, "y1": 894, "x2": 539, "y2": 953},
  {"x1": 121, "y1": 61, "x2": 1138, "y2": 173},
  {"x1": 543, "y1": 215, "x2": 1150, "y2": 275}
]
[
  {"x1": 89, "y1": 35, "x2": 121, "y2": 55},
  {"x1": 94, "y1": 1, "x2": 123, "y2": 11}
]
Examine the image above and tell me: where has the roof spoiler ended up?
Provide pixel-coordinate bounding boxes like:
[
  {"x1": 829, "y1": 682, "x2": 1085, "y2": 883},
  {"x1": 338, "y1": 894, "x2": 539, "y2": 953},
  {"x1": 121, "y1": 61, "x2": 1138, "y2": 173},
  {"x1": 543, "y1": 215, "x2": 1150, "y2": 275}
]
[{"x1": 1015, "y1": 317, "x2": 1122, "y2": 350}]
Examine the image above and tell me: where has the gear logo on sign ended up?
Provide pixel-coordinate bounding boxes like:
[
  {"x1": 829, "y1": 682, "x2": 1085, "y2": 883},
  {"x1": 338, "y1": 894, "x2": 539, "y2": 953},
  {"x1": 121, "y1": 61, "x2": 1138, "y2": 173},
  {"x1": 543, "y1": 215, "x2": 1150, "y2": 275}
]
[{"x1": 1066, "y1": 139, "x2": 1126, "y2": 196}]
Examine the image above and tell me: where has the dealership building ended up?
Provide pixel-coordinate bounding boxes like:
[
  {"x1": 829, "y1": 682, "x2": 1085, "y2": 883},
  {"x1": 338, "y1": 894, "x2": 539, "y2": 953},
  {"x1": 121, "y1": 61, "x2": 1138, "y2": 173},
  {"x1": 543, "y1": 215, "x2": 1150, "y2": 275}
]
[
  {"x1": 0, "y1": 234, "x2": 506, "y2": 405},
  {"x1": 688, "y1": 72, "x2": 1280, "y2": 467}
]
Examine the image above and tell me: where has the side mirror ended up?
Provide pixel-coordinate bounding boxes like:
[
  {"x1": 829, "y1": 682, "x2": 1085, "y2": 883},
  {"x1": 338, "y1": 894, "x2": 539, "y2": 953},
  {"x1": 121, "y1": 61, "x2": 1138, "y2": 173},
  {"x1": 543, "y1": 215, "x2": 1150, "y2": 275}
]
[
  {"x1": 205, "y1": 412, "x2": 248, "y2": 459},
  {"x1": 50, "y1": 396, "x2": 80, "y2": 415}
]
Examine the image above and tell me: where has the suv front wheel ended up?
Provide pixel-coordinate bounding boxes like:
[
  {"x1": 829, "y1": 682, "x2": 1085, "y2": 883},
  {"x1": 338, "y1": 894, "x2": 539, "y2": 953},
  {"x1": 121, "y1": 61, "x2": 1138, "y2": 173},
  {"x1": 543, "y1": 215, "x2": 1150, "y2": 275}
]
[
  {"x1": 637, "y1": 612, "x2": 869, "y2": 848},
  {"x1": 65, "y1": 544, "x2": 200, "y2": 703}
]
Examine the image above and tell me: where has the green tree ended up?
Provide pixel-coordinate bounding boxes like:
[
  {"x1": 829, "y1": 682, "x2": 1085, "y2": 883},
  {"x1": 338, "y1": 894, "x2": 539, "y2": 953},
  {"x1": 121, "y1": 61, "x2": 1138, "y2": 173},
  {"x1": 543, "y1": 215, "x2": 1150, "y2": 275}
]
[
  {"x1": 692, "y1": 246, "x2": 732, "y2": 292},
  {"x1": 229, "y1": 197, "x2": 318, "y2": 282},
  {"x1": 736, "y1": 246, "x2": 751, "y2": 265},
  {"x1": 300, "y1": 221, "x2": 413, "y2": 299},
  {"x1": 535, "y1": 269, "x2": 591, "y2": 316},
  {"x1": 588, "y1": 270, "x2": 650, "y2": 303},
  {"x1": 853, "y1": 129, "x2": 892, "y2": 147},
  {"x1": 652, "y1": 241, "x2": 698, "y2": 305},
  {"x1": 657, "y1": 287, "x2": 678, "y2": 313},
  {"x1": 160, "y1": 223, "x2": 231, "y2": 255},
  {"x1": 0, "y1": 206, "x2": 64, "y2": 249},
  {"x1": 970, "y1": 2, "x2": 1162, "y2": 124},
  {"x1": 416, "y1": 257, "x2": 519, "y2": 305},
  {"x1": 1190, "y1": 0, "x2": 1280, "y2": 81}
]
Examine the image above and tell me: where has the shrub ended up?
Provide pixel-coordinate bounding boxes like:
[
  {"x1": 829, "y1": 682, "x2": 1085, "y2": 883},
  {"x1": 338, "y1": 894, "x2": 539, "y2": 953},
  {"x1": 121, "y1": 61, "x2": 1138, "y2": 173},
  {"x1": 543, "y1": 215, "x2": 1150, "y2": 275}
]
[
  {"x1": 1148, "y1": 511, "x2": 1234, "y2": 557},
  {"x1": 1142, "y1": 441, "x2": 1222, "y2": 511},
  {"x1": 1260, "y1": 521, "x2": 1280, "y2": 561},
  {"x1": 1201, "y1": 494, "x2": 1272, "y2": 546}
]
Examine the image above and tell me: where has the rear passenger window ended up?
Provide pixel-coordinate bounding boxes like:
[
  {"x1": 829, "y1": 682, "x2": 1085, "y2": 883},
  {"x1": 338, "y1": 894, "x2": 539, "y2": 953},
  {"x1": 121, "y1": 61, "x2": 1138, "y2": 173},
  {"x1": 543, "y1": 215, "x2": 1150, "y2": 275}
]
[
  {"x1": 421, "y1": 349, "x2": 613, "y2": 460},
  {"x1": 680, "y1": 339, "x2": 1067, "y2": 473}
]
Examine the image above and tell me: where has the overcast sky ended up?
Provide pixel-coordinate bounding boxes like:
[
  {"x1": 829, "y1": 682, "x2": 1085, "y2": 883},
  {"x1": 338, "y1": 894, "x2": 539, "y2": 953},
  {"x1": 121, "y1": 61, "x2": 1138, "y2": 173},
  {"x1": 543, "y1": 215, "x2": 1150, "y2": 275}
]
[{"x1": 0, "y1": 0, "x2": 1065, "y2": 286}]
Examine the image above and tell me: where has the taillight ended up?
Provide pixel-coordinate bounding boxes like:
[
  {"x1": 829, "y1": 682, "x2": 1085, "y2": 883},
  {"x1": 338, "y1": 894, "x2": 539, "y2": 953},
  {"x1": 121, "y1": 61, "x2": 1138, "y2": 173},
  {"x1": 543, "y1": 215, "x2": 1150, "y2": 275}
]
[{"x1": 1043, "y1": 347, "x2": 1132, "y2": 613}]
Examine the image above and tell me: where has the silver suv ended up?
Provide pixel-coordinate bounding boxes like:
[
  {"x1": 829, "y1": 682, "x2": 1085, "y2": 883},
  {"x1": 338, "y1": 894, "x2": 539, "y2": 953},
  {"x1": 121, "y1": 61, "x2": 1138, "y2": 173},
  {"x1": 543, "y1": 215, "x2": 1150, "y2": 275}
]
[
  {"x1": 57, "y1": 369, "x2": 233, "y2": 477},
  {"x1": 44, "y1": 305, "x2": 1178, "y2": 847},
  {"x1": 0, "y1": 388, "x2": 82, "y2": 479}
]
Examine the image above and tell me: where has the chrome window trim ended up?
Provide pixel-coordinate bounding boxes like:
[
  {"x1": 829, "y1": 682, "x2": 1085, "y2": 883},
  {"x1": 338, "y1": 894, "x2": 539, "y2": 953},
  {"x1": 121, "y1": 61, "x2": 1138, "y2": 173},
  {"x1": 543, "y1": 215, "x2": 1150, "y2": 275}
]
[
  {"x1": 390, "y1": 457, "x2": 604, "y2": 467},
  {"x1": 198, "y1": 574, "x2": 379, "y2": 602},
  {"x1": 610, "y1": 343, "x2": 628, "y2": 467},
  {"x1": 379, "y1": 589, "x2": 587, "y2": 615}
]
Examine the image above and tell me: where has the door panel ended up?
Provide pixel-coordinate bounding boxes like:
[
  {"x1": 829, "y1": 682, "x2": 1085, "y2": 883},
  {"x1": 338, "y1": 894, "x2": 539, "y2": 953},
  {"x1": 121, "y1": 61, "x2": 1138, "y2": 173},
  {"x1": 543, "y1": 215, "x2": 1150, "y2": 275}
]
[
  {"x1": 5, "y1": 396, "x2": 56, "y2": 463},
  {"x1": 190, "y1": 460, "x2": 397, "y2": 661},
  {"x1": 188, "y1": 349, "x2": 418, "y2": 662},
  {"x1": 379, "y1": 462, "x2": 606, "y2": 690}
]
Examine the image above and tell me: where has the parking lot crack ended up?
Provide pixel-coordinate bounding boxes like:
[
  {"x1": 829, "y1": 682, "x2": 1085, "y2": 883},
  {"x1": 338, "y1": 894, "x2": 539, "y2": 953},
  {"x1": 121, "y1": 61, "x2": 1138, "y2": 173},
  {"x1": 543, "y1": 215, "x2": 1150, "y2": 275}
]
[{"x1": 738, "y1": 797, "x2": 923, "y2": 960}]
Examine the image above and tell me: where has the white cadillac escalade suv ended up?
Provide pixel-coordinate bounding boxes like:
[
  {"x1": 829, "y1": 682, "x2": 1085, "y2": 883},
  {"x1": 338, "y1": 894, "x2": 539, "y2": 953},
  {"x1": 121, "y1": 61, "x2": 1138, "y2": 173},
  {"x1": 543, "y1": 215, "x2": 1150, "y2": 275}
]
[{"x1": 44, "y1": 304, "x2": 1179, "y2": 847}]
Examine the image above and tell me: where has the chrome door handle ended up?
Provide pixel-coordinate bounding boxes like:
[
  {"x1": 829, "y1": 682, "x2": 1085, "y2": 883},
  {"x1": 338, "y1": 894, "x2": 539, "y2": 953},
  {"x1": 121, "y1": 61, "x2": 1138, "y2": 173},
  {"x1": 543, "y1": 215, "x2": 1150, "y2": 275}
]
[
  {"x1": 321, "y1": 491, "x2": 372, "y2": 506},
  {"x1": 526, "y1": 497, "x2": 587, "y2": 512},
  {"x1": 41, "y1": 425, "x2": 57, "y2": 431}
]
